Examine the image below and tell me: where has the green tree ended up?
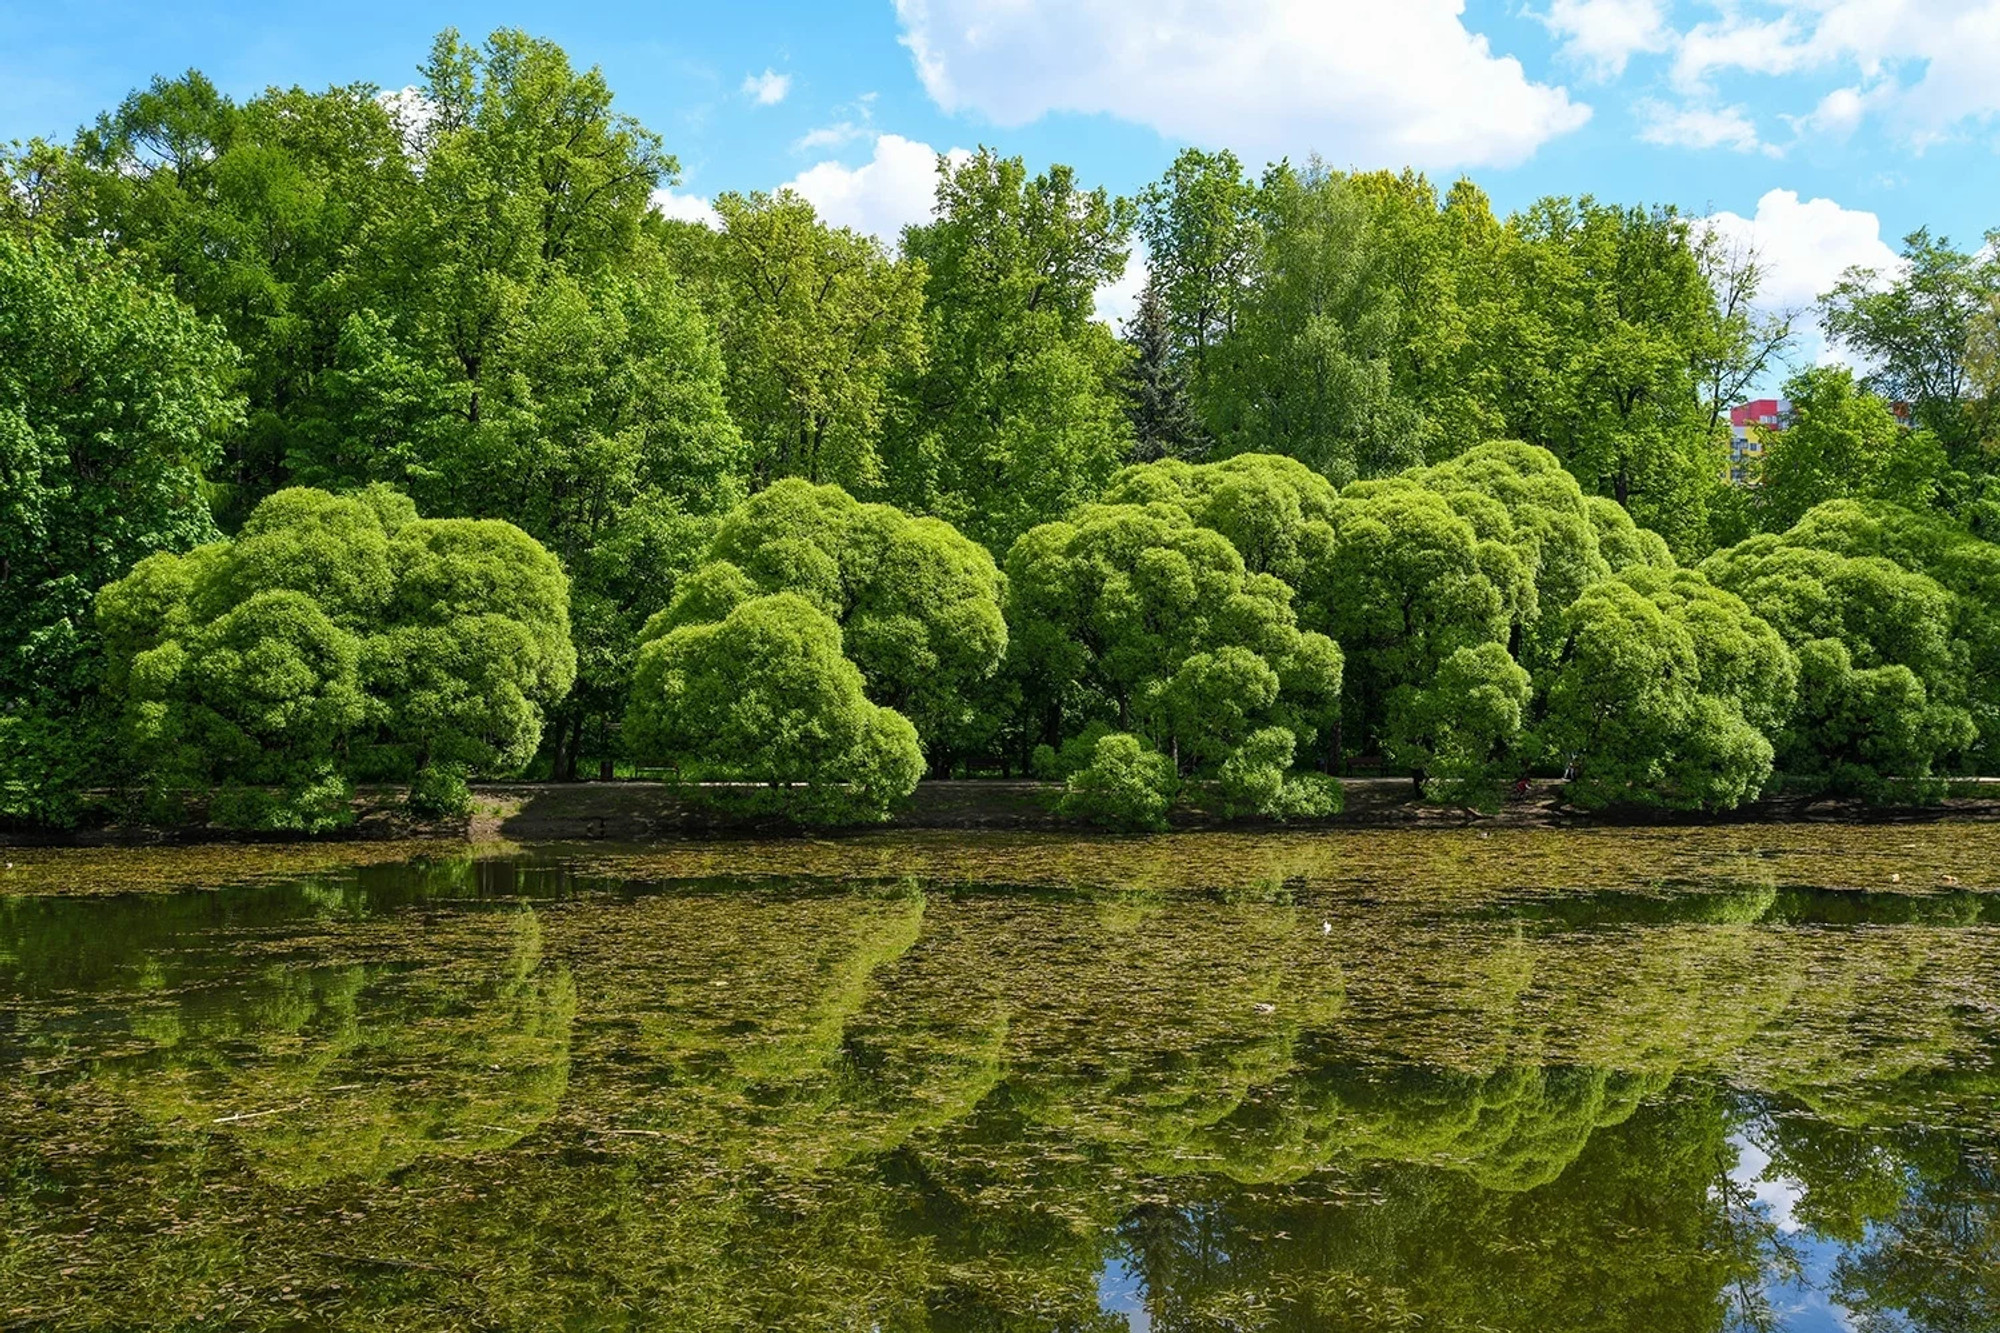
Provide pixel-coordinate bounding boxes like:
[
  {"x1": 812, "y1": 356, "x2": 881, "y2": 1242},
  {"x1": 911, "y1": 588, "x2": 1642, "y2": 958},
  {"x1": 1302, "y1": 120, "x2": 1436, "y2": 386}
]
[
  {"x1": 1384, "y1": 642, "x2": 1533, "y2": 810},
  {"x1": 654, "y1": 479, "x2": 1006, "y2": 770},
  {"x1": 1215, "y1": 725, "x2": 1340, "y2": 819},
  {"x1": 1135, "y1": 147, "x2": 1259, "y2": 388},
  {"x1": 624, "y1": 592, "x2": 922, "y2": 819},
  {"x1": 1703, "y1": 508, "x2": 1982, "y2": 793},
  {"x1": 1754, "y1": 365, "x2": 1948, "y2": 530},
  {"x1": 1587, "y1": 495, "x2": 1676, "y2": 573},
  {"x1": 1347, "y1": 170, "x2": 1515, "y2": 462},
  {"x1": 0, "y1": 233, "x2": 240, "y2": 823},
  {"x1": 1409, "y1": 440, "x2": 1609, "y2": 658},
  {"x1": 1781, "y1": 497, "x2": 2000, "y2": 765},
  {"x1": 890, "y1": 149, "x2": 1136, "y2": 553},
  {"x1": 1537, "y1": 578, "x2": 1775, "y2": 810},
  {"x1": 43, "y1": 73, "x2": 411, "y2": 513},
  {"x1": 95, "y1": 486, "x2": 574, "y2": 829},
  {"x1": 1059, "y1": 731, "x2": 1179, "y2": 830},
  {"x1": 1502, "y1": 198, "x2": 1736, "y2": 553},
  {"x1": 1821, "y1": 226, "x2": 2000, "y2": 454},
  {"x1": 1315, "y1": 479, "x2": 1513, "y2": 758},
  {"x1": 1099, "y1": 452, "x2": 1340, "y2": 590},
  {"x1": 1120, "y1": 279, "x2": 1207, "y2": 462},
  {"x1": 681, "y1": 189, "x2": 927, "y2": 490},
  {"x1": 1003, "y1": 501, "x2": 1341, "y2": 772},
  {"x1": 0, "y1": 233, "x2": 240, "y2": 706},
  {"x1": 1199, "y1": 161, "x2": 1418, "y2": 482}
]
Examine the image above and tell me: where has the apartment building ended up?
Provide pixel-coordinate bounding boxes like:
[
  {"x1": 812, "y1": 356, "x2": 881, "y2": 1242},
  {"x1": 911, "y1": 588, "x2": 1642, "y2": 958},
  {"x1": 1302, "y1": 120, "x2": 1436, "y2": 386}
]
[{"x1": 1726, "y1": 397, "x2": 1789, "y2": 485}]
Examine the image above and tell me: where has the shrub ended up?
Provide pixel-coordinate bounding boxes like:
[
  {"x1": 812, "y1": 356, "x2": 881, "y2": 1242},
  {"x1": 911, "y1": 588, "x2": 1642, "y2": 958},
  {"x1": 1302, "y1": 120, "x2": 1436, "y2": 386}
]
[
  {"x1": 407, "y1": 762, "x2": 474, "y2": 819},
  {"x1": 1218, "y1": 727, "x2": 1343, "y2": 819},
  {"x1": 1059, "y1": 733, "x2": 1179, "y2": 831}
]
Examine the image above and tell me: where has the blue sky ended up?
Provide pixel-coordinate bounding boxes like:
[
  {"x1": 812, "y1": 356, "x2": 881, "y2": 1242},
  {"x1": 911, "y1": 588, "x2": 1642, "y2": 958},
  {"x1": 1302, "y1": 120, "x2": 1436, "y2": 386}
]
[{"x1": 3, "y1": 1, "x2": 1996, "y2": 338}]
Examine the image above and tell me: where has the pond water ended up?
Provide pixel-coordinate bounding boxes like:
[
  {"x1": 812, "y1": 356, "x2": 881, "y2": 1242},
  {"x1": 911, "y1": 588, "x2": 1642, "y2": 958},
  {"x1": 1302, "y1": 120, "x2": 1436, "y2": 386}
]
[{"x1": 3, "y1": 827, "x2": 1998, "y2": 1330}]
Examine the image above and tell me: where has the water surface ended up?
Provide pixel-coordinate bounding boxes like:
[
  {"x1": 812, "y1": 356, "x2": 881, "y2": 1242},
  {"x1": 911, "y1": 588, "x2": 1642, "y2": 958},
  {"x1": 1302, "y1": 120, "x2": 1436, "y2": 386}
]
[{"x1": 3, "y1": 827, "x2": 1998, "y2": 1330}]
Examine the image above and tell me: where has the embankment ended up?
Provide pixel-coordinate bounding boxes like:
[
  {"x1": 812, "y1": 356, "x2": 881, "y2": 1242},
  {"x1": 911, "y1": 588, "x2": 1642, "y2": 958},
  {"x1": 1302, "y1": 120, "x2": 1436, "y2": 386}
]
[{"x1": 12, "y1": 778, "x2": 2000, "y2": 846}]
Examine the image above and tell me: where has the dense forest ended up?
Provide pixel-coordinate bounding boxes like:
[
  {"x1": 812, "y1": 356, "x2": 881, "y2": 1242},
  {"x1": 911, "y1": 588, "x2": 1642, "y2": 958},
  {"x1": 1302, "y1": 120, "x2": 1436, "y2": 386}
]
[{"x1": 7, "y1": 28, "x2": 2000, "y2": 830}]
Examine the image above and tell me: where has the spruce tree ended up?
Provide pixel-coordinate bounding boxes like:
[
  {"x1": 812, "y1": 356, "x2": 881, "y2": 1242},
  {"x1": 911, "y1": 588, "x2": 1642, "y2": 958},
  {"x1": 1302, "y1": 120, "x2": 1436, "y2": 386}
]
[{"x1": 1123, "y1": 279, "x2": 1208, "y2": 462}]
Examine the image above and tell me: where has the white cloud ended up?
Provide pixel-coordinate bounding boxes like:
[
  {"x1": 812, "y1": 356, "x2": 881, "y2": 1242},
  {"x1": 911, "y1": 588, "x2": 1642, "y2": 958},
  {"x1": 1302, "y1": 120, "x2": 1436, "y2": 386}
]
[
  {"x1": 1670, "y1": 0, "x2": 2000, "y2": 144},
  {"x1": 1542, "y1": 0, "x2": 1673, "y2": 79},
  {"x1": 796, "y1": 92, "x2": 879, "y2": 152},
  {"x1": 783, "y1": 134, "x2": 972, "y2": 243},
  {"x1": 741, "y1": 69, "x2": 791, "y2": 106},
  {"x1": 376, "y1": 85, "x2": 436, "y2": 155},
  {"x1": 650, "y1": 187, "x2": 723, "y2": 230},
  {"x1": 1094, "y1": 248, "x2": 1148, "y2": 330},
  {"x1": 892, "y1": 0, "x2": 1591, "y2": 170},
  {"x1": 1788, "y1": 83, "x2": 1879, "y2": 138},
  {"x1": 795, "y1": 121, "x2": 871, "y2": 151},
  {"x1": 1638, "y1": 99, "x2": 1774, "y2": 154},
  {"x1": 1698, "y1": 188, "x2": 1901, "y2": 313}
]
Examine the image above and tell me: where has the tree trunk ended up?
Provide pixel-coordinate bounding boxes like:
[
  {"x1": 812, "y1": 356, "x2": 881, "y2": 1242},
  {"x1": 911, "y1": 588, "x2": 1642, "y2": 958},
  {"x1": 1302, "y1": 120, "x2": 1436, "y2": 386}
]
[{"x1": 554, "y1": 712, "x2": 586, "y2": 782}]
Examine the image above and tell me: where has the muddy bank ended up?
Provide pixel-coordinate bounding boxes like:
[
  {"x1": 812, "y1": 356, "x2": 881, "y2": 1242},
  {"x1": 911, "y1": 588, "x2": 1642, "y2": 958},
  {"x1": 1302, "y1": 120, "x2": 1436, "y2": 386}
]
[{"x1": 12, "y1": 778, "x2": 2000, "y2": 846}]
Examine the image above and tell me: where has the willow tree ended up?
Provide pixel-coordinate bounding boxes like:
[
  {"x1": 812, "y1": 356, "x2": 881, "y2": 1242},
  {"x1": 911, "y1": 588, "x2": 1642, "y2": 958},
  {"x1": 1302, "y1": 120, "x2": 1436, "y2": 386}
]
[{"x1": 97, "y1": 486, "x2": 574, "y2": 828}]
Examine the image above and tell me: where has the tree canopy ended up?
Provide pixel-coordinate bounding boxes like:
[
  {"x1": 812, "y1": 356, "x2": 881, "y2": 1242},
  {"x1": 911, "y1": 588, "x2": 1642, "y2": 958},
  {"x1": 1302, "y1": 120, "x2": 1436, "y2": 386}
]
[
  {"x1": 9, "y1": 25, "x2": 2000, "y2": 825},
  {"x1": 96, "y1": 486, "x2": 573, "y2": 827}
]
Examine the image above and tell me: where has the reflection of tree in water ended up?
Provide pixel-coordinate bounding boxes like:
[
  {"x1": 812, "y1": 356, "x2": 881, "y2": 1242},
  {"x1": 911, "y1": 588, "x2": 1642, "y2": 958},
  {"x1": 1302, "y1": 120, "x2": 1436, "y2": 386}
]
[
  {"x1": 1832, "y1": 1148, "x2": 2000, "y2": 1332},
  {"x1": 7, "y1": 862, "x2": 2000, "y2": 1329},
  {"x1": 92, "y1": 905, "x2": 576, "y2": 1186},
  {"x1": 1105, "y1": 1089, "x2": 1804, "y2": 1333},
  {"x1": 1752, "y1": 1104, "x2": 2000, "y2": 1332}
]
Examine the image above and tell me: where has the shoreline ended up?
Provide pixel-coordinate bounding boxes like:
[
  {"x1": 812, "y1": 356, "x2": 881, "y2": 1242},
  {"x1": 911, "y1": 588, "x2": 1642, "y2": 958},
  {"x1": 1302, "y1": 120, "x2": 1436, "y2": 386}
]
[{"x1": 10, "y1": 777, "x2": 2000, "y2": 847}]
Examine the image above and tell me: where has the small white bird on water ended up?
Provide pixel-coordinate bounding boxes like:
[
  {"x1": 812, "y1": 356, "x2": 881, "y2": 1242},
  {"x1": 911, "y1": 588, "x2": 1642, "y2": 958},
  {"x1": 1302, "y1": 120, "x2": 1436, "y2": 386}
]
[{"x1": 1321, "y1": 920, "x2": 1332, "y2": 934}]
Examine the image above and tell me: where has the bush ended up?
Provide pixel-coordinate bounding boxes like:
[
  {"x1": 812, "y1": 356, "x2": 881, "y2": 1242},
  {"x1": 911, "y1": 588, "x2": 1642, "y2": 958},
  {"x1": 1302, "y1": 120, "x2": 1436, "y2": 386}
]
[
  {"x1": 95, "y1": 487, "x2": 574, "y2": 816},
  {"x1": 625, "y1": 593, "x2": 924, "y2": 821},
  {"x1": 1031, "y1": 721, "x2": 1116, "y2": 780},
  {"x1": 1218, "y1": 727, "x2": 1343, "y2": 819},
  {"x1": 407, "y1": 762, "x2": 473, "y2": 819},
  {"x1": 208, "y1": 766, "x2": 355, "y2": 833},
  {"x1": 1059, "y1": 733, "x2": 1179, "y2": 831}
]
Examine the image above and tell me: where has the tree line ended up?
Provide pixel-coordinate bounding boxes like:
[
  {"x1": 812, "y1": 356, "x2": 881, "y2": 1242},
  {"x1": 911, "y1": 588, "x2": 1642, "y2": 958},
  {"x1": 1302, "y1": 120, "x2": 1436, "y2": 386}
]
[{"x1": 6, "y1": 27, "x2": 2000, "y2": 828}]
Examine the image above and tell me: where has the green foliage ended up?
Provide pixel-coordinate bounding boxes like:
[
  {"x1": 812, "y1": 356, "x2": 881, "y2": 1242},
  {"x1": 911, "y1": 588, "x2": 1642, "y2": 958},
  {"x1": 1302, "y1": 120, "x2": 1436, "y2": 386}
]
[
  {"x1": 208, "y1": 765, "x2": 355, "y2": 834},
  {"x1": 1820, "y1": 226, "x2": 1999, "y2": 453},
  {"x1": 1318, "y1": 480, "x2": 1513, "y2": 755},
  {"x1": 95, "y1": 487, "x2": 573, "y2": 827},
  {"x1": 1199, "y1": 162, "x2": 1418, "y2": 482},
  {"x1": 1755, "y1": 366, "x2": 1948, "y2": 530},
  {"x1": 890, "y1": 149, "x2": 1136, "y2": 553},
  {"x1": 1410, "y1": 440, "x2": 1610, "y2": 644},
  {"x1": 1703, "y1": 502, "x2": 1988, "y2": 794},
  {"x1": 1100, "y1": 451, "x2": 1340, "y2": 588},
  {"x1": 14, "y1": 24, "x2": 2000, "y2": 814},
  {"x1": 1135, "y1": 147, "x2": 1260, "y2": 393},
  {"x1": 1120, "y1": 279, "x2": 1207, "y2": 462},
  {"x1": 1217, "y1": 727, "x2": 1342, "y2": 819},
  {"x1": 657, "y1": 479, "x2": 1006, "y2": 766},
  {"x1": 1539, "y1": 578, "x2": 1776, "y2": 811},
  {"x1": 0, "y1": 232, "x2": 239, "y2": 709},
  {"x1": 408, "y1": 763, "x2": 474, "y2": 820},
  {"x1": 1059, "y1": 732, "x2": 1179, "y2": 830},
  {"x1": 1003, "y1": 498, "x2": 1342, "y2": 776},
  {"x1": 677, "y1": 189, "x2": 927, "y2": 491},
  {"x1": 0, "y1": 705, "x2": 116, "y2": 828},
  {"x1": 625, "y1": 593, "x2": 922, "y2": 820},
  {"x1": 1501, "y1": 198, "x2": 1741, "y2": 553},
  {"x1": 1029, "y1": 721, "x2": 1118, "y2": 781},
  {"x1": 1587, "y1": 495, "x2": 1675, "y2": 574},
  {"x1": 1385, "y1": 643, "x2": 1533, "y2": 811}
]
